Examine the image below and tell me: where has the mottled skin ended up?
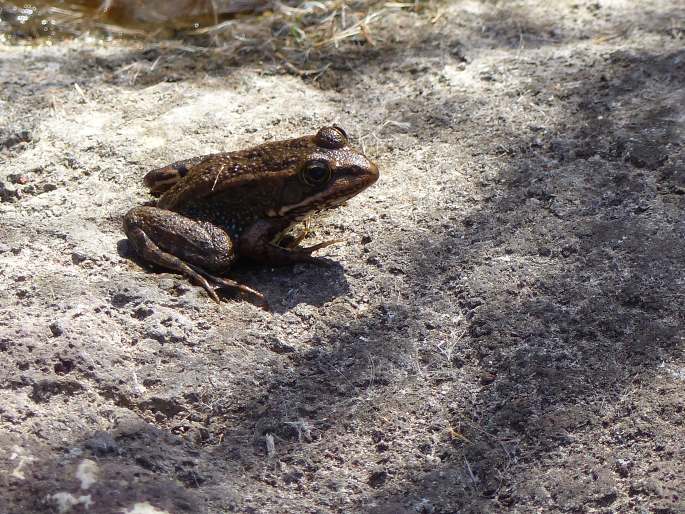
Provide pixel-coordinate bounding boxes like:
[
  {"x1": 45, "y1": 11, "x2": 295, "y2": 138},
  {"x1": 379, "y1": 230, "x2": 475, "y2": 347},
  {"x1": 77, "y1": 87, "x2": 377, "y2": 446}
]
[{"x1": 123, "y1": 126, "x2": 379, "y2": 307}]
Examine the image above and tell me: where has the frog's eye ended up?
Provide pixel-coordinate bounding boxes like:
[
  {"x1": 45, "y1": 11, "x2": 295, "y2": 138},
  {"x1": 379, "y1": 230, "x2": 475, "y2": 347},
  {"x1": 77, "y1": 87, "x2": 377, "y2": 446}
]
[{"x1": 301, "y1": 160, "x2": 331, "y2": 186}]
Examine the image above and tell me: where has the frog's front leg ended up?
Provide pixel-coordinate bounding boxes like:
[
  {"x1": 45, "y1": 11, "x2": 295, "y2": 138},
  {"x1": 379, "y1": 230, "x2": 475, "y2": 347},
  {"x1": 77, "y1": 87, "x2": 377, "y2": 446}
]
[
  {"x1": 239, "y1": 219, "x2": 342, "y2": 265},
  {"x1": 123, "y1": 206, "x2": 266, "y2": 306}
]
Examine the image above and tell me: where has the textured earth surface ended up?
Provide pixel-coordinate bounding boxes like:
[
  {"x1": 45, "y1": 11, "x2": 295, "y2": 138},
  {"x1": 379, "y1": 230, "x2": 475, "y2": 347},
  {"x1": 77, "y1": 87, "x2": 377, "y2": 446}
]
[{"x1": 1, "y1": 1, "x2": 684, "y2": 513}]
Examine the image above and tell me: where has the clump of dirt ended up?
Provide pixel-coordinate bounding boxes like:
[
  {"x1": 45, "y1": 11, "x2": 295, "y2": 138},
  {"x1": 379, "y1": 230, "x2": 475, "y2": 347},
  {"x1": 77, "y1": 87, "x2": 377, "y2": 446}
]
[{"x1": 1, "y1": 1, "x2": 683, "y2": 513}]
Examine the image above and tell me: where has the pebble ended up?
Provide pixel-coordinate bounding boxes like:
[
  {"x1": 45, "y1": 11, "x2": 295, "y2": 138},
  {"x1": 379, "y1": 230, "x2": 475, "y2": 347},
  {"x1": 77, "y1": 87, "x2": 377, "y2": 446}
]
[{"x1": 49, "y1": 321, "x2": 65, "y2": 337}]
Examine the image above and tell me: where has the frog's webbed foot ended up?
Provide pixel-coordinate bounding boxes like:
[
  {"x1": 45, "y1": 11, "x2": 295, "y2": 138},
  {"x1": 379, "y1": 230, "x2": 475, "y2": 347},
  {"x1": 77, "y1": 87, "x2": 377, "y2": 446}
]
[{"x1": 187, "y1": 263, "x2": 269, "y2": 310}]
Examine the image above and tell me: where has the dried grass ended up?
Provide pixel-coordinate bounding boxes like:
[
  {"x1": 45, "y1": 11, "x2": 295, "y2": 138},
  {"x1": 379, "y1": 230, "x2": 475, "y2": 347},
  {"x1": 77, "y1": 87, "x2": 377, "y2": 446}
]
[{"x1": 1, "y1": 0, "x2": 437, "y2": 62}]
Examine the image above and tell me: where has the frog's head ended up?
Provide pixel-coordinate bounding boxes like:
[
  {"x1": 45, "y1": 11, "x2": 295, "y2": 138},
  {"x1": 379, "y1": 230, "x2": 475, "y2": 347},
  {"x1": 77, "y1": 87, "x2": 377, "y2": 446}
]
[{"x1": 269, "y1": 126, "x2": 379, "y2": 220}]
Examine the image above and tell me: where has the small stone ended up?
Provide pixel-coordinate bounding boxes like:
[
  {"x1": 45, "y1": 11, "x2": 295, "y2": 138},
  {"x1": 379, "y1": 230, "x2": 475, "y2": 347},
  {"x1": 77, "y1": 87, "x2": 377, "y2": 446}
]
[
  {"x1": 8, "y1": 174, "x2": 29, "y2": 185},
  {"x1": 65, "y1": 155, "x2": 82, "y2": 169},
  {"x1": 49, "y1": 321, "x2": 65, "y2": 337},
  {"x1": 615, "y1": 458, "x2": 632, "y2": 477},
  {"x1": 71, "y1": 251, "x2": 89, "y2": 264}
]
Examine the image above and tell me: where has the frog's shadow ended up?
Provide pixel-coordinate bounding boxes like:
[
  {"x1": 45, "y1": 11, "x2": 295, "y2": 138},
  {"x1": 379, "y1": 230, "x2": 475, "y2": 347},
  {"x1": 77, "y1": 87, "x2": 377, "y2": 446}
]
[{"x1": 116, "y1": 238, "x2": 350, "y2": 312}]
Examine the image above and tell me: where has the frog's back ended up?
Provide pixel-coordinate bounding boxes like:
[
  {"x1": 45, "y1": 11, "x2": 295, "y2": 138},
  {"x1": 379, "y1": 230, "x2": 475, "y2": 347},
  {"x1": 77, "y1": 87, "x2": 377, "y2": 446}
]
[{"x1": 154, "y1": 135, "x2": 315, "y2": 210}]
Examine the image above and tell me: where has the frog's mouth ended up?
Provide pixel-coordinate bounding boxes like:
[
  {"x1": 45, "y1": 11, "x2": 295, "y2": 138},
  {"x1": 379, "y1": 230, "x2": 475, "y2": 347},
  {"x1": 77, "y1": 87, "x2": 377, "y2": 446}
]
[{"x1": 272, "y1": 192, "x2": 348, "y2": 218}]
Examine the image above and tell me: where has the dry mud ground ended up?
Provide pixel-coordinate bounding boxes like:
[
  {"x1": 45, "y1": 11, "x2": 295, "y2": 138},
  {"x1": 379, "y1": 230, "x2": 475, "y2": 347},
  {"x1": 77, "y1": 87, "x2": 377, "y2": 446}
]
[{"x1": 1, "y1": 1, "x2": 684, "y2": 513}]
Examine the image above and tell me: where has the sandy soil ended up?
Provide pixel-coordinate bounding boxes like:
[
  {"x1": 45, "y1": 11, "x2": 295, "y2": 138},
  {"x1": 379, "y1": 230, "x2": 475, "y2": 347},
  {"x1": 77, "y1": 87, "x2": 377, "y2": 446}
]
[{"x1": 1, "y1": 1, "x2": 684, "y2": 513}]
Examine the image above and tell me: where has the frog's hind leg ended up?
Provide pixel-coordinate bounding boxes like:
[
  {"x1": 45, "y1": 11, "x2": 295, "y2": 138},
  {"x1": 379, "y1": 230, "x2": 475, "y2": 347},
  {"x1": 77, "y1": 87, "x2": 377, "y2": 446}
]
[
  {"x1": 126, "y1": 223, "x2": 222, "y2": 302},
  {"x1": 123, "y1": 206, "x2": 266, "y2": 307}
]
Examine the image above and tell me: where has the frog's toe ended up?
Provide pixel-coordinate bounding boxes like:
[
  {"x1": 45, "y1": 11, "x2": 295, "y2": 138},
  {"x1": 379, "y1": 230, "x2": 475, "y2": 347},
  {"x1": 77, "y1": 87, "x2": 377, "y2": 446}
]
[
  {"x1": 218, "y1": 280, "x2": 267, "y2": 307},
  {"x1": 194, "y1": 275, "x2": 222, "y2": 303},
  {"x1": 301, "y1": 239, "x2": 344, "y2": 254},
  {"x1": 188, "y1": 263, "x2": 266, "y2": 308}
]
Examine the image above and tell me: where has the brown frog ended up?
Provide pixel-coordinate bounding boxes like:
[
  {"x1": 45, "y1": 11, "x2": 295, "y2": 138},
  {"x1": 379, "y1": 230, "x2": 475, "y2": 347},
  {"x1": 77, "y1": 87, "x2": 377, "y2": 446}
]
[{"x1": 123, "y1": 126, "x2": 379, "y2": 307}]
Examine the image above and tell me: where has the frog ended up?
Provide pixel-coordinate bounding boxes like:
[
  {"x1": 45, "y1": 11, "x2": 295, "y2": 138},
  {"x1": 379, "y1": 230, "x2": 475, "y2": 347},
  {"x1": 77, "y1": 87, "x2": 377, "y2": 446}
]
[{"x1": 123, "y1": 126, "x2": 379, "y2": 308}]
